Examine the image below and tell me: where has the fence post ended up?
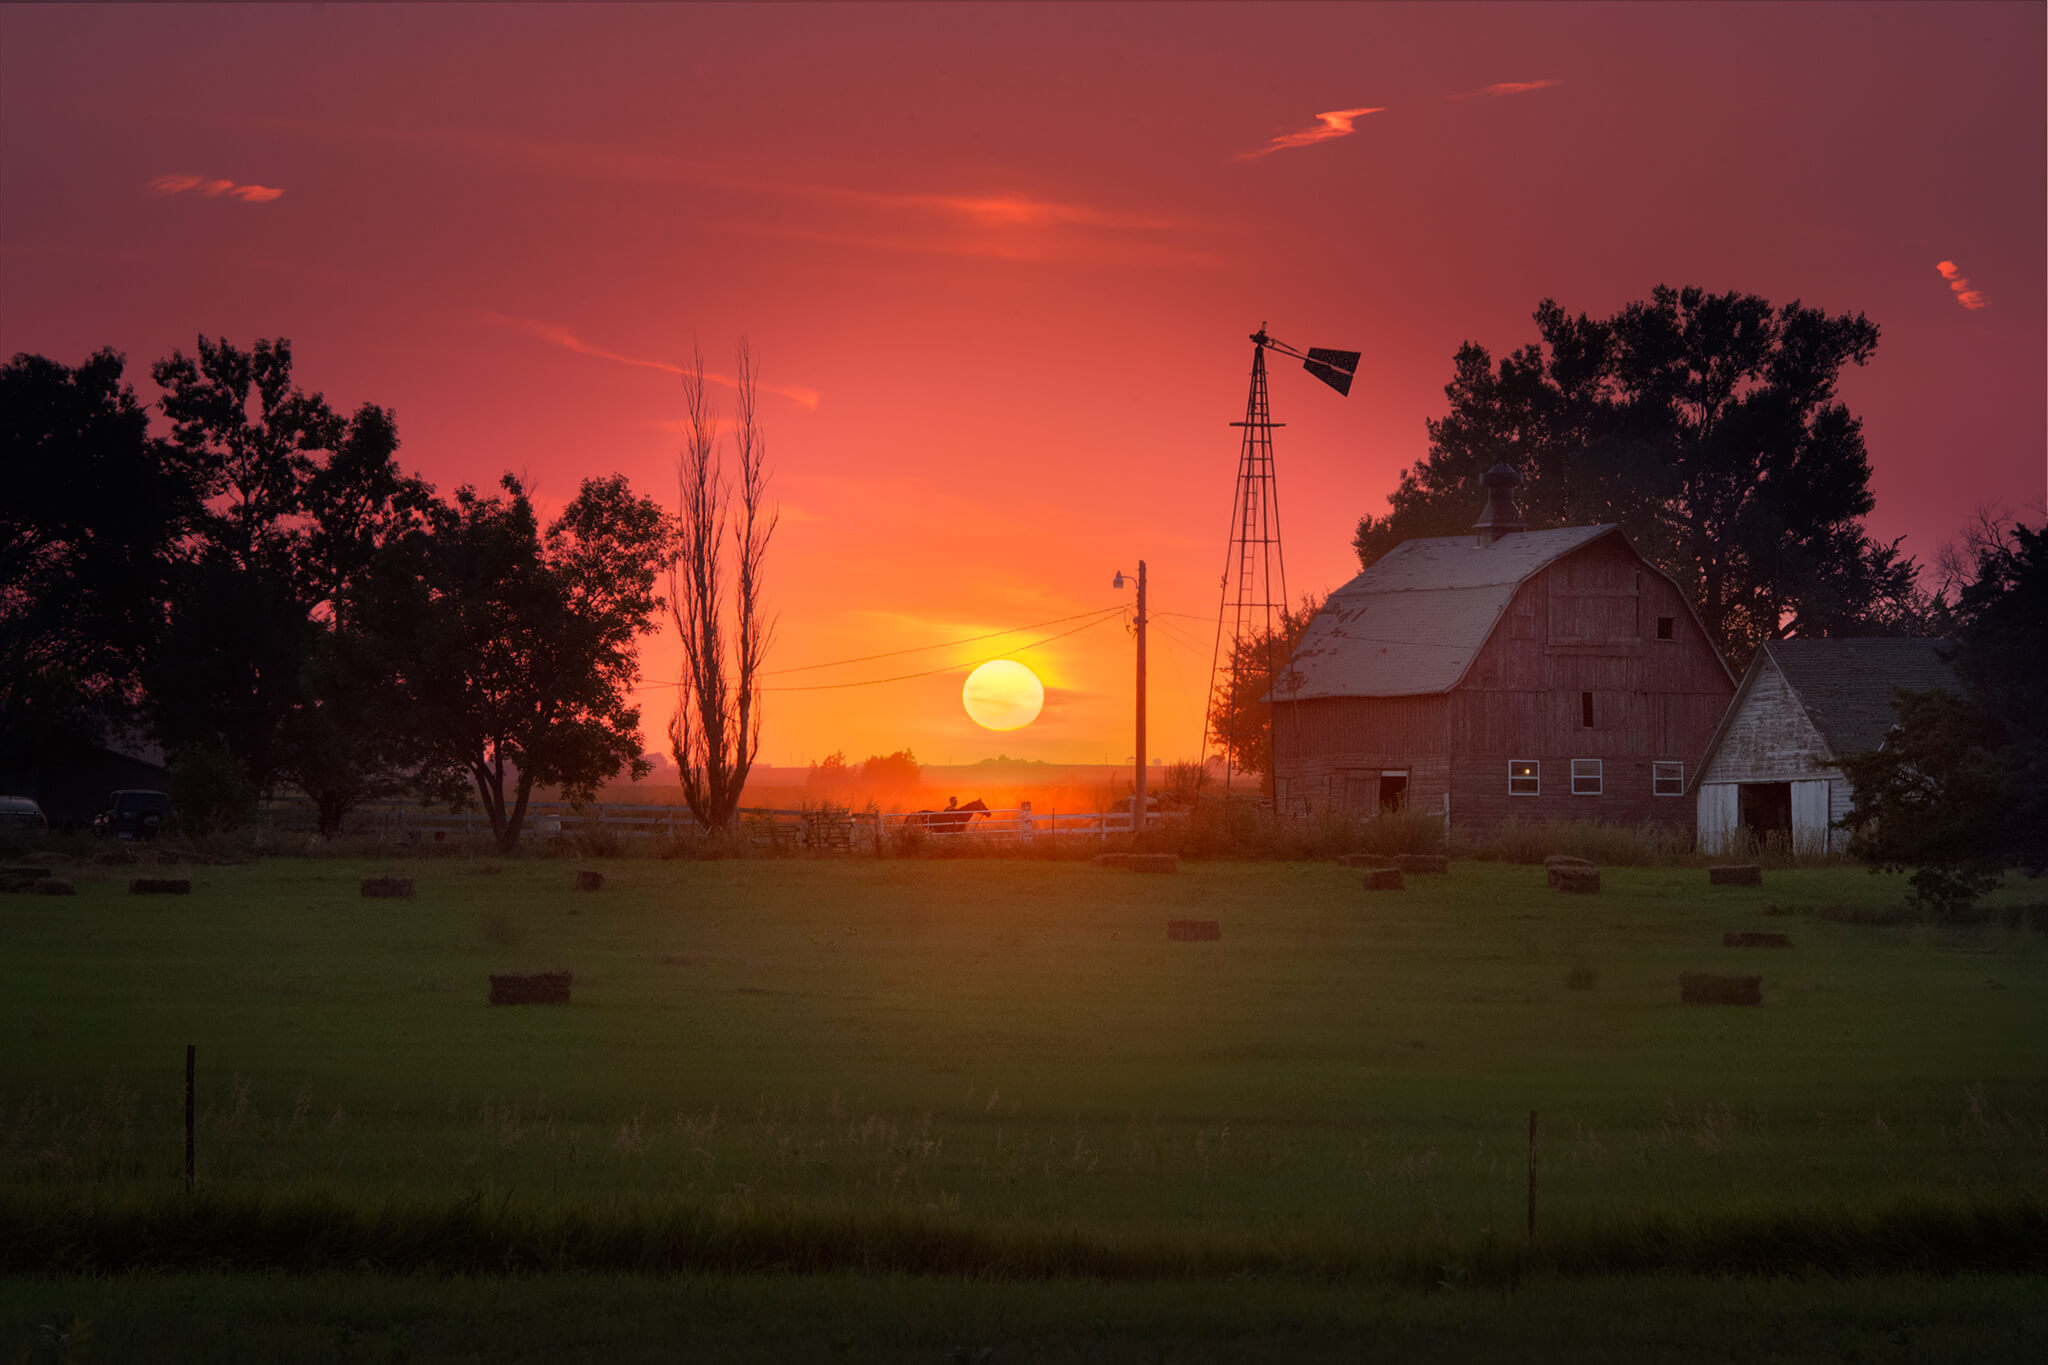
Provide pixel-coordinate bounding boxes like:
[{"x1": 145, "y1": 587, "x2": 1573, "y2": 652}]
[
  {"x1": 1019, "y1": 801, "x2": 1033, "y2": 844},
  {"x1": 1527, "y1": 1109, "x2": 1538, "y2": 1241},
  {"x1": 184, "y1": 1044, "x2": 195, "y2": 1192}
]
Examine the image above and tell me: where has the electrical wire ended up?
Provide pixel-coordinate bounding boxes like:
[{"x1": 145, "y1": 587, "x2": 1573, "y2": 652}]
[
  {"x1": 760, "y1": 609, "x2": 1125, "y2": 692},
  {"x1": 761, "y1": 607, "x2": 1119, "y2": 676}
]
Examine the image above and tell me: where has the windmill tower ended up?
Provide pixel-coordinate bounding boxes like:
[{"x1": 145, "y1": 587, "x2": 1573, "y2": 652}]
[{"x1": 1205, "y1": 325, "x2": 1359, "y2": 799}]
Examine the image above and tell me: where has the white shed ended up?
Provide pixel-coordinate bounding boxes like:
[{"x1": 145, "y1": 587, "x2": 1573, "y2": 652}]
[{"x1": 1693, "y1": 638, "x2": 1954, "y2": 855}]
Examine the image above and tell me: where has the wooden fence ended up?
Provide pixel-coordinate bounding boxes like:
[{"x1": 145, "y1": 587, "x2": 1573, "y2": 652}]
[{"x1": 257, "y1": 798, "x2": 1162, "y2": 852}]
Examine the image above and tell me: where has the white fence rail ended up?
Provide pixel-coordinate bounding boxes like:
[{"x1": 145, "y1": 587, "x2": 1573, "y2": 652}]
[{"x1": 257, "y1": 798, "x2": 1161, "y2": 851}]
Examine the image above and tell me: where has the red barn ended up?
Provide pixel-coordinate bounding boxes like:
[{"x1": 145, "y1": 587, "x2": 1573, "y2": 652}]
[{"x1": 1271, "y1": 466, "x2": 1735, "y2": 834}]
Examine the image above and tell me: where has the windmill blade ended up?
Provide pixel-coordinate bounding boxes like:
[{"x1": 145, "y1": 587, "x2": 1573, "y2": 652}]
[{"x1": 1302, "y1": 347, "x2": 1360, "y2": 397}]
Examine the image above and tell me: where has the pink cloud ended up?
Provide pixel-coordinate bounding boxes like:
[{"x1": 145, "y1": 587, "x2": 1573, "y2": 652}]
[
  {"x1": 1237, "y1": 106, "x2": 1387, "y2": 161},
  {"x1": 485, "y1": 313, "x2": 822, "y2": 410},
  {"x1": 1453, "y1": 79, "x2": 1561, "y2": 99},
  {"x1": 149, "y1": 173, "x2": 283, "y2": 203},
  {"x1": 1936, "y1": 260, "x2": 1988, "y2": 310}
]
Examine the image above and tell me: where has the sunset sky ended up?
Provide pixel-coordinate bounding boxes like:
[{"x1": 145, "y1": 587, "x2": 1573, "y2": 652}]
[{"x1": 2, "y1": 2, "x2": 2041, "y2": 771}]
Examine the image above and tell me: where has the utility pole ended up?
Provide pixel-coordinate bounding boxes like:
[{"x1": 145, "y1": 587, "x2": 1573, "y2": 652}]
[
  {"x1": 1135, "y1": 559, "x2": 1148, "y2": 834},
  {"x1": 1115, "y1": 562, "x2": 1149, "y2": 834}
]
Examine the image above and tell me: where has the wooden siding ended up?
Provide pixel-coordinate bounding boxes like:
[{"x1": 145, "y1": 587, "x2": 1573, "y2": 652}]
[
  {"x1": 1273, "y1": 531, "x2": 1734, "y2": 837},
  {"x1": 1695, "y1": 660, "x2": 1837, "y2": 785},
  {"x1": 1451, "y1": 754, "x2": 1694, "y2": 831}
]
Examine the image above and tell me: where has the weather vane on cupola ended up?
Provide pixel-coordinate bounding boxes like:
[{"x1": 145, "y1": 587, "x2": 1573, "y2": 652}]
[{"x1": 1203, "y1": 324, "x2": 1360, "y2": 800}]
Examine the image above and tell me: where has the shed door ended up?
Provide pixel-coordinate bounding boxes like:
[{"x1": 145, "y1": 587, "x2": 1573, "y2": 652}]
[
  {"x1": 1791, "y1": 779, "x2": 1831, "y2": 856},
  {"x1": 1697, "y1": 783, "x2": 1738, "y2": 855}
]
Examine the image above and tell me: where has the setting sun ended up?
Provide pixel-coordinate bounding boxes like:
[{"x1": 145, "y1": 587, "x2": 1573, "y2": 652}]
[{"x1": 961, "y1": 659, "x2": 1045, "y2": 731}]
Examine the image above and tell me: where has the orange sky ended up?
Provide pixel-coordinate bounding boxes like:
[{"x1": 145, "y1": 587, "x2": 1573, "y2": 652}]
[{"x1": 3, "y1": 2, "x2": 2042, "y2": 770}]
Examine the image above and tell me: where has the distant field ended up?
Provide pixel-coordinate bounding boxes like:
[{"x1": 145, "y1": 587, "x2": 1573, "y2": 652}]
[{"x1": 3, "y1": 855, "x2": 2044, "y2": 1355}]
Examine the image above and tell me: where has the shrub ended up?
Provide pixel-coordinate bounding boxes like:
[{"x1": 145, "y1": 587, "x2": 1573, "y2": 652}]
[{"x1": 167, "y1": 741, "x2": 256, "y2": 836}]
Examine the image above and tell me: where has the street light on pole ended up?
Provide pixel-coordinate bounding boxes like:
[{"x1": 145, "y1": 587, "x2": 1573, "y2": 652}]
[{"x1": 1113, "y1": 561, "x2": 1147, "y2": 833}]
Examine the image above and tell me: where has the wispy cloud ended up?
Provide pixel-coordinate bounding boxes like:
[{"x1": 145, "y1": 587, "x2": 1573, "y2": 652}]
[
  {"x1": 1936, "y1": 260, "x2": 1987, "y2": 311},
  {"x1": 1236, "y1": 106, "x2": 1387, "y2": 161},
  {"x1": 484, "y1": 313, "x2": 822, "y2": 410},
  {"x1": 229, "y1": 116, "x2": 1203, "y2": 265},
  {"x1": 149, "y1": 173, "x2": 283, "y2": 203},
  {"x1": 1451, "y1": 79, "x2": 1561, "y2": 100}
]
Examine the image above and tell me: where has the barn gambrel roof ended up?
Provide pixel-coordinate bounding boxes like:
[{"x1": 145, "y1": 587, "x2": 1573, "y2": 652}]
[{"x1": 1282, "y1": 524, "x2": 1622, "y2": 699}]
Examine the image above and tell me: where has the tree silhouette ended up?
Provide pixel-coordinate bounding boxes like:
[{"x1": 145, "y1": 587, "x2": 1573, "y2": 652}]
[
  {"x1": 146, "y1": 336, "x2": 425, "y2": 807},
  {"x1": 669, "y1": 341, "x2": 777, "y2": 832},
  {"x1": 1207, "y1": 596, "x2": 1323, "y2": 788},
  {"x1": 1353, "y1": 288, "x2": 1918, "y2": 663},
  {"x1": 372, "y1": 474, "x2": 673, "y2": 852},
  {"x1": 1842, "y1": 520, "x2": 2047, "y2": 916},
  {"x1": 1, "y1": 350, "x2": 198, "y2": 762}
]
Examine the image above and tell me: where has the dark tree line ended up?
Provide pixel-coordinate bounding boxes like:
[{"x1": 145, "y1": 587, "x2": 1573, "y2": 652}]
[
  {"x1": 1354, "y1": 286, "x2": 1938, "y2": 665},
  {"x1": 1, "y1": 340, "x2": 674, "y2": 850},
  {"x1": 1842, "y1": 520, "x2": 2046, "y2": 916}
]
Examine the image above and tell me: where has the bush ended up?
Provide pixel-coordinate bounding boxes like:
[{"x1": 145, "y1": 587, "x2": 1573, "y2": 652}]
[{"x1": 167, "y1": 741, "x2": 256, "y2": 836}]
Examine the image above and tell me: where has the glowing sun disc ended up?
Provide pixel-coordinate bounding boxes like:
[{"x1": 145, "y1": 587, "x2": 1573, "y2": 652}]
[{"x1": 962, "y1": 660, "x2": 1045, "y2": 730}]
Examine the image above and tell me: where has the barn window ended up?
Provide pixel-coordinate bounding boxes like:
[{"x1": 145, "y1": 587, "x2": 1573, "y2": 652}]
[
  {"x1": 1656, "y1": 616, "x2": 1675, "y2": 641},
  {"x1": 1572, "y1": 759, "x2": 1603, "y2": 795},
  {"x1": 1581, "y1": 692, "x2": 1595, "y2": 728},
  {"x1": 1509, "y1": 760, "x2": 1540, "y2": 796},
  {"x1": 1653, "y1": 761, "x2": 1684, "y2": 796}
]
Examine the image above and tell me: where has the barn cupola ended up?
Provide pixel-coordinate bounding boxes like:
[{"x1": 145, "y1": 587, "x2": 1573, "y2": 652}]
[{"x1": 1471, "y1": 461, "x2": 1527, "y2": 547}]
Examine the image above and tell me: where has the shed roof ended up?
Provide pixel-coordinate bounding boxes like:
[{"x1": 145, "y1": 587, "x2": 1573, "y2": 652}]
[
  {"x1": 1762, "y1": 637, "x2": 1957, "y2": 759},
  {"x1": 1280, "y1": 524, "x2": 1619, "y2": 699}
]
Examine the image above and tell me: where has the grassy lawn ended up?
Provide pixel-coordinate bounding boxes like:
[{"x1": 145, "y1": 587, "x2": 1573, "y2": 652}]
[{"x1": 3, "y1": 854, "x2": 2043, "y2": 1353}]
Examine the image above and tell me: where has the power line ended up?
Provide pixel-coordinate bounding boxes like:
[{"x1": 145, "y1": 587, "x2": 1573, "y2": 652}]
[
  {"x1": 760, "y1": 610, "x2": 1124, "y2": 692},
  {"x1": 761, "y1": 607, "x2": 1118, "y2": 676}
]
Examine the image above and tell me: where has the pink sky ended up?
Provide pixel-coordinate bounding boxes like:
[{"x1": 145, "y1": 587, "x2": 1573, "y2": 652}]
[{"x1": 3, "y1": 2, "x2": 2041, "y2": 769}]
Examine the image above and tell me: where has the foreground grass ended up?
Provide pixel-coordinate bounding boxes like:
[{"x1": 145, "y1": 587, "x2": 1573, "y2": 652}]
[
  {"x1": 5, "y1": 858, "x2": 2045, "y2": 1268},
  {"x1": 5, "y1": 1271, "x2": 2044, "y2": 1363}
]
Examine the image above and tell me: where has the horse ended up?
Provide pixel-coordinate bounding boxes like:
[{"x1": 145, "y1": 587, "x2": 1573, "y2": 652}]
[{"x1": 909, "y1": 798, "x2": 989, "y2": 834}]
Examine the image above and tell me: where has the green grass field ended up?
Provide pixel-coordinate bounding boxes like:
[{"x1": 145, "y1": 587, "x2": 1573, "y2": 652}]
[{"x1": 4, "y1": 855, "x2": 2044, "y2": 1357}]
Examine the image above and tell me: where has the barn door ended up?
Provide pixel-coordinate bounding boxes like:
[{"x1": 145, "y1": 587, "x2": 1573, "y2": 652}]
[
  {"x1": 1697, "y1": 783, "x2": 1738, "y2": 854},
  {"x1": 1791, "y1": 780, "x2": 1831, "y2": 855}
]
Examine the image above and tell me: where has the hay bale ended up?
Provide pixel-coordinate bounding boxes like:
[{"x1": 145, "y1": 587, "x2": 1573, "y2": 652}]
[
  {"x1": 1551, "y1": 866, "x2": 1601, "y2": 894},
  {"x1": 93, "y1": 850, "x2": 140, "y2": 866},
  {"x1": 488, "y1": 971, "x2": 573, "y2": 1005},
  {"x1": 129, "y1": 877, "x2": 191, "y2": 895},
  {"x1": 0, "y1": 867, "x2": 42, "y2": 894},
  {"x1": 1544, "y1": 854, "x2": 1595, "y2": 869},
  {"x1": 1338, "y1": 853, "x2": 1399, "y2": 869},
  {"x1": 1361, "y1": 867, "x2": 1405, "y2": 891},
  {"x1": 1091, "y1": 853, "x2": 1129, "y2": 869},
  {"x1": 1396, "y1": 854, "x2": 1449, "y2": 875},
  {"x1": 1680, "y1": 972, "x2": 1762, "y2": 1005},
  {"x1": 33, "y1": 877, "x2": 75, "y2": 896},
  {"x1": 1710, "y1": 864, "x2": 1764, "y2": 887},
  {"x1": 1166, "y1": 920, "x2": 1220, "y2": 941},
  {"x1": 360, "y1": 876, "x2": 415, "y2": 899},
  {"x1": 1723, "y1": 931, "x2": 1791, "y2": 948},
  {"x1": 575, "y1": 868, "x2": 605, "y2": 892}
]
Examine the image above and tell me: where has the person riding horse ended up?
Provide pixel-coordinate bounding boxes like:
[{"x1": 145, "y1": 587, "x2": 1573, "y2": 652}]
[{"x1": 910, "y1": 797, "x2": 989, "y2": 833}]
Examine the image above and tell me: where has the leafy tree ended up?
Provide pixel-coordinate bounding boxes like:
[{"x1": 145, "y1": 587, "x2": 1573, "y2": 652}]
[
  {"x1": 0, "y1": 350, "x2": 199, "y2": 759},
  {"x1": 860, "y1": 749, "x2": 921, "y2": 790},
  {"x1": 806, "y1": 750, "x2": 853, "y2": 794},
  {"x1": 1353, "y1": 287, "x2": 1916, "y2": 662},
  {"x1": 669, "y1": 342, "x2": 778, "y2": 831},
  {"x1": 374, "y1": 474, "x2": 674, "y2": 852},
  {"x1": 1206, "y1": 596, "x2": 1322, "y2": 788},
  {"x1": 146, "y1": 336, "x2": 425, "y2": 803},
  {"x1": 1841, "y1": 521, "x2": 2047, "y2": 917}
]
